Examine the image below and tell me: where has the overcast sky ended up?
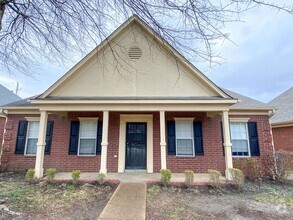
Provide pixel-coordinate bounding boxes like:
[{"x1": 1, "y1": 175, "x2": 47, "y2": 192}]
[{"x1": 0, "y1": 4, "x2": 292, "y2": 103}]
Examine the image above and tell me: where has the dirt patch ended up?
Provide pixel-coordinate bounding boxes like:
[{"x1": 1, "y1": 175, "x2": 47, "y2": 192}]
[
  {"x1": 0, "y1": 172, "x2": 117, "y2": 220},
  {"x1": 147, "y1": 181, "x2": 293, "y2": 220}
]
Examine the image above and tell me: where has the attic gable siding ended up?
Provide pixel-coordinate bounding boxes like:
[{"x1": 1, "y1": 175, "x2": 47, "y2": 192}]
[{"x1": 48, "y1": 23, "x2": 220, "y2": 98}]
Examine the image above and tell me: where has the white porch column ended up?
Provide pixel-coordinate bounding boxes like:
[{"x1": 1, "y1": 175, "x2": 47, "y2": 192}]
[
  {"x1": 35, "y1": 111, "x2": 48, "y2": 178},
  {"x1": 160, "y1": 110, "x2": 167, "y2": 170},
  {"x1": 100, "y1": 111, "x2": 109, "y2": 174},
  {"x1": 222, "y1": 110, "x2": 233, "y2": 180}
]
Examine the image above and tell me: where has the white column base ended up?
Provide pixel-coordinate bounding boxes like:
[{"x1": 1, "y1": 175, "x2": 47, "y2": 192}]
[
  {"x1": 160, "y1": 143, "x2": 167, "y2": 170},
  {"x1": 35, "y1": 144, "x2": 45, "y2": 178},
  {"x1": 100, "y1": 143, "x2": 108, "y2": 174}
]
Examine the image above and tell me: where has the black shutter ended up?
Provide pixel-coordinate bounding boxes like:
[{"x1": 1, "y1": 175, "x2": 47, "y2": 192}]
[
  {"x1": 220, "y1": 122, "x2": 225, "y2": 156},
  {"x1": 96, "y1": 121, "x2": 103, "y2": 155},
  {"x1": 248, "y1": 122, "x2": 260, "y2": 156},
  {"x1": 194, "y1": 121, "x2": 204, "y2": 155},
  {"x1": 69, "y1": 121, "x2": 79, "y2": 155},
  {"x1": 15, "y1": 121, "x2": 27, "y2": 154},
  {"x1": 45, "y1": 121, "x2": 54, "y2": 155},
  {"x1": 167, "y1": 121, "x2": 176, "y2": 155}
]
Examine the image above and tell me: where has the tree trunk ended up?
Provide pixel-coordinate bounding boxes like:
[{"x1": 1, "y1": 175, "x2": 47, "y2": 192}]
[{"x1": 0, "y1": 2, "x2": 5, "y2": 31}]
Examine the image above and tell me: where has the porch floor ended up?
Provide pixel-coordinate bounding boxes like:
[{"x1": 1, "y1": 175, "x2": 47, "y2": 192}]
[{"x1": 54, "y1": 172, "x2": 227, "y2": 184}]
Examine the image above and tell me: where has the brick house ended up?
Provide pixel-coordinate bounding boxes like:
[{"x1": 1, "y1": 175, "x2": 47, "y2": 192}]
[
  {"x1": 0, "y1": 84, "x2": 21, "y2": 167},
  {"x1": 0, "y1": 16, "x2": 274, "y2": 179},
  {"x1": 269, "y1": 87, "x2": 293, "y2": 152}
]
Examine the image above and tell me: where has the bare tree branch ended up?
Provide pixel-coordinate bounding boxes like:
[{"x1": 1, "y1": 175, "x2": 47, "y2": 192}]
[{"x1": 0, "y1": 0, "x2": 292, "y2": 76}]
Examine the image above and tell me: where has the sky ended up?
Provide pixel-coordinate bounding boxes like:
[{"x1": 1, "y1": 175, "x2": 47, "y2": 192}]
[{"x1": 0, "y1": 4, "x2": 292, "y2": 103}]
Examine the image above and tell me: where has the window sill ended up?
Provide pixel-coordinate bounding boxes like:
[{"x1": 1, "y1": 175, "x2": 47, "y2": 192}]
[{"x1": 232, "y1": 155, "x2": 250, "y2": 158}]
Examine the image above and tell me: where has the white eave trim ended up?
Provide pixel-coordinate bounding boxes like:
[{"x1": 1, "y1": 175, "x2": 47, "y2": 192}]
[{"x1": 30, "y1": 99, "x2": 238, "y2": 105}]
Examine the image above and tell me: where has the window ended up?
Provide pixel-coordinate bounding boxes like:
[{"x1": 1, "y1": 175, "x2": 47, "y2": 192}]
[
  {"x1": 78, "y1": 121, "x2": 97, "y2": 156},
  {"x1": 175, "y1": 121, "x2": 194, "y2": 156},
  {"x1": 230, "y1": 122, "x2": 250, "y2": 156},
  {"x1": 25, "y1": 121, "x2": 40, "y2": 155}
]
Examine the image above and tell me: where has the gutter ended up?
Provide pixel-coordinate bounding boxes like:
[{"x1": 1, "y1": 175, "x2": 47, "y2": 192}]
[
  {"x1": 268, "y1": 109, "x2": 276, "y2": 118},
  {"x1": 0, "y1": 108, "x2": 8, "y2": 167}
]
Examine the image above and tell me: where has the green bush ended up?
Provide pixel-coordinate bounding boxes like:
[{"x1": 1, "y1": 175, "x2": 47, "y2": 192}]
[
  {"x1": 229, "y1": 168, "x2": 244, "y2": 189},
  {"x1": 208, "y1": 169, "x2": 221, "y2": 188},
  {"x1": 45, "y1": 168, "x2": 56, "y2": 182},
  {"x1": 184, "y1": 170, "x2": 194, "y2": 185},
  {"x1": 25, "y1": 169, "x2": 35, "y2": 182},
  {"x1": 98, "y1": 173, "x2": 106, "y2": 185},
  {"x1": 72, "y1": 170, "x2": 81, "y2": 183},
  {"x1": 160, "y1": 169, "x2": 172, "y2": 186}
]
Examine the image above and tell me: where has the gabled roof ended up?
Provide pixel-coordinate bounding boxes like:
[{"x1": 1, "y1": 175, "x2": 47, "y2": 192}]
[
  {"x1": 0, "y1": 84, "x2": 21, "y2": 106},
  {"x1": 223, "y1": 89, "x2": 272, "y2": 110},
  {"x1": 37, "y1": 15, "x2": 231, "y2": 100},
  {"x1": 269, "y1": 87, "x2": 293, "y2": 125}
]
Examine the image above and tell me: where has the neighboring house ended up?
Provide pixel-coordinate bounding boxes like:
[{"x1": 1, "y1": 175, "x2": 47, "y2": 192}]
[
  {"x1": 269, "y1": 87, "x2": 293, "y2": 151},
  {"x1": 0, "y1": 16, "x2": 274, "y2": 179},
  {"x1": 0, "y1": 84, "x2": 21, "y2": 166}
]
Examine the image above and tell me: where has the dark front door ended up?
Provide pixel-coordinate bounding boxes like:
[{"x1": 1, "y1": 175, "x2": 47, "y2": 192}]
[{"x1": 125, "y1": 122, "x2": 147, "y2": 169}]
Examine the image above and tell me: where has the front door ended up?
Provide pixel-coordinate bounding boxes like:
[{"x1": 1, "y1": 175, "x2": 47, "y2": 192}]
[{"x1": 125, "y1": 122, "x2": 147, "y2": 169}]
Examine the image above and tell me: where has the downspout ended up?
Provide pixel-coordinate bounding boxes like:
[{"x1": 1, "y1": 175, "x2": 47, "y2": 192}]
[{"x1": 0, "y1": 108, "x2": 8, "y2": 167}]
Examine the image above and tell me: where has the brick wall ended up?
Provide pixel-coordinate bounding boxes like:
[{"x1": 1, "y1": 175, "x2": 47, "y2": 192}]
[
  {"x1": 1, "y1": 112, "x2": 274, "y2": 174},
  {"x1": 231, "y1": 115, "x2": 274, "y2": 172},
  {"x1": 165, "y1": 112, "x2": 226, "y2": 174},
  {"x1": 272, "y1": 126, "x2": 293, "y2": 151}
]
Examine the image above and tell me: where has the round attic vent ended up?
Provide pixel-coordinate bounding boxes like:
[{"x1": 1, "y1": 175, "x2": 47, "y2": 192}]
[{"x1": 128, "y1": 46, "x2": 142, "y2": 61}]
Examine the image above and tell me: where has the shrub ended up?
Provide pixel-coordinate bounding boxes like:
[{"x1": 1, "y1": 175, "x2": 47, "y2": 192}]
[
  {"x1": 264, "y1": 150, "x2": 293, "y2": 182},
  {"x1": 160, "y1": 169, "x2": 172, "y2": 186},
  {"x1": 72, "y1": 170, "x2": 81, "y2": 183},
  {"x1": 45, "y1": 168, "x2": 56, "y2": 182},
  {"x1": 234, "y1": 158, "x2": 262, "y2": 181},
  {"x1": 98, "y1": 173, "x2": 106, "y2": 185},
  {"x1": 25, "y1": 169, "x2": 35, "y2": 182},
  {"x1": 184, "y1": 170, "x2": 194, "y2": 186},
  {"x1": 208, "y1": 169, "x2": 221, "y2": 188},
  {"x1": 229, "y1": 168, "x2": 244, "y2": 189}
]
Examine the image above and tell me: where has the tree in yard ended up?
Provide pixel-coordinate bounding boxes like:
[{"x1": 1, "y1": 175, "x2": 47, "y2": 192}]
[{"x1": 0, "y1": 0, "x2": 292, "y2": 75}]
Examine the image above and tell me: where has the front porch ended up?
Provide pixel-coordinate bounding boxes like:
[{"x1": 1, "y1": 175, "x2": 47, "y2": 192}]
[{"x1": 54, "y1": 172, "x2": 227, "y2": 184}]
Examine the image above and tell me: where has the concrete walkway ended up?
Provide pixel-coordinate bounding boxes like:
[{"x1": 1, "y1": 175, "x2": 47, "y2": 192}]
[{"x1": 98, "y1": 183, "x2": 146, "y2": 220}]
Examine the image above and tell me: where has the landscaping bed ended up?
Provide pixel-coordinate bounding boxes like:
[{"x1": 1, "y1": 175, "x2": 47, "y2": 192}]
[
  {"x1": 0, "y1": 172, "x2": 117, "y2": 220},
  {"x1": 147, "y1": 180, "x2": 293, "y2": 220}
]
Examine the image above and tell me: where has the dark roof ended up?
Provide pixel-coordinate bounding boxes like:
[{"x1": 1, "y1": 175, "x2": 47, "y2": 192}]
[
  {"x1": 2, "y1": 95, "x2": 38, "y2": 107},
  {"x1": 269, "y1": 87, "x2": 293, "y2": 125},
  {"x1": 0, "y1": 84, "x2": 21, "y2": 106},
  {"x1": 223, "y1": 89, "x2": 272, "y2": 110}
]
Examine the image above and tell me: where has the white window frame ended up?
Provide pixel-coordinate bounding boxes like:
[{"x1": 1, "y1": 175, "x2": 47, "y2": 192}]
[
  {"x1": 24, "y1": 119, "x2": 40, "y2": 156},
  {"x1": 77, "y1": 118, "x2": 99, "y2": 156},
  {"x1": 230, "y1": 122, "x2": 251, "y2": 157},
  {"x1": 174, "y1": 118, "x2": 195, "y2": 157}
]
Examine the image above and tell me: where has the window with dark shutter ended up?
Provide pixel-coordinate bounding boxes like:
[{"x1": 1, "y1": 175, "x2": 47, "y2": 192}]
[
  {"x1": 248, "y1": 122, "x2": 260, "y2": 156},
  {"x1": 15, "y1": 121, "x2": 27, "y2": 154},
  {"x1": 194, "y1": 121, "x2": 204, "y2": 155},
  {"x1": 45, "y1": 121, "x2": 54, "y2": 155},
  {"x1": 167, "y1": 121, "x2": 176, "y2": 155},
  {"x1": 96, "y1": 121, "x2": 103, "y2": 155},
  {"x1": 69, "y1": 121, "x2": 80, "y2": 155}
]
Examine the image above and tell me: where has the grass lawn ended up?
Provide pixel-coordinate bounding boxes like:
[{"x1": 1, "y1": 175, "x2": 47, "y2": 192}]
[
  {"x1": 0, "y1": 172, "x2": 117, "y2": 220},
  {"x1": 147, "y1": 180, "x2": 293, "y2": 220}
]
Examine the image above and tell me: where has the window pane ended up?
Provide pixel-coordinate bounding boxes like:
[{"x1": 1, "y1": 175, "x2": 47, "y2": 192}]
[
  {"x1": 80, "y1": 121, "x2": 97, "y2": 138},
  {"x1": 26, "y1": 138, "x2": 38, "y2": 154},
  {"x1": 230, "y1": 123, "x2": 247, "y2": 139},
  {"x1": 27, "y1": 121, "x2": 39, "y2": 138},
  {"x1": 79, "y1": 139, "x2": 96, "y2": 155},
  {"x1": 232, "y1": 140, "x2": 249, "y2": 156},
  {"x1": 176, "y1": 122, "x2": 193, "y2": 139},
  {"x1": 177, "y1": 139, "x2": 193, "y2": 156}
]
